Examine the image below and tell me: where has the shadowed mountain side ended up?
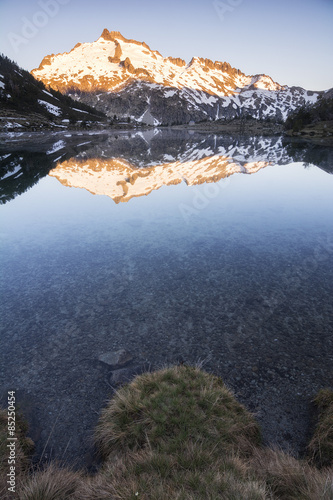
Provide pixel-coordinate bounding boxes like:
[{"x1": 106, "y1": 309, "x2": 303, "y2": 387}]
[
  {"x1": 283, "y1": 139, "x2": 333, "y2": 175},
  {"x1": 0, "y1": 133, "x2": 107, "y2": 204},
  {"x1": 0, "y1": 54, "x2": 106, "y2": 132}
]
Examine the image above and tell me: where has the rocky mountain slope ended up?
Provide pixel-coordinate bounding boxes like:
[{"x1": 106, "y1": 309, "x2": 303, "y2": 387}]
[
  {"x1": 0, "y1": 54, "x2": 106, "y2": 131},
  {"x1": 31, "y1": 29, "x2": 325, "y2": 126}
]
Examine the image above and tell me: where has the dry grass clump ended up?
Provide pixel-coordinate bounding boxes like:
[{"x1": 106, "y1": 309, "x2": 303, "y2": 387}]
[
  {"x1": 249, "y1": 447, "x2": 333, "y2": 500},
  {"x1": 308, "y1": 388, "x2": 333, "y2": 468},
  {"x1": 95, "y1": 364, "x2": 261, "y2": 460},
  {"x1": 75, "y1": 449, "x2": 268, "y2": 500},
  {"x1": 18, "y1": 463, "x2": 82, "y2": 500},
  {"x1": 91, "y1": 365, "x2": 266, "y2": 499}
]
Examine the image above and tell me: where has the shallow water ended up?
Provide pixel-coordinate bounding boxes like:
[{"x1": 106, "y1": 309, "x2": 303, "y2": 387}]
[{"x1": 0, "y1": 130, "x2": 332, "y2": 466}]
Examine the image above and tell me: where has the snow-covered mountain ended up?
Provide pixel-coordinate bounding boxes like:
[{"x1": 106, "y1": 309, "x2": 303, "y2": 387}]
[
  {"x1": 32, "y1": 29, "x2": 283, "y2": 95},
  {"x1": 31, "y1": 29, "x2": 324, "y2": 126}
]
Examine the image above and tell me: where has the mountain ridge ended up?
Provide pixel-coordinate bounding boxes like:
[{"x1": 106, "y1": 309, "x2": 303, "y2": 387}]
[
  {"x1": 30, "y1": 29, "x2": 328, "y2": 126},
  {"x1": 31, "y1": 28, "x2": 284, "y2": 95}
]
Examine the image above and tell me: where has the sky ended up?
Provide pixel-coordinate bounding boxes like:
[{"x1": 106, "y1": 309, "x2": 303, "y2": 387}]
[{"x1": 0, "y1": 0, "x2": 332, "y2": 91}]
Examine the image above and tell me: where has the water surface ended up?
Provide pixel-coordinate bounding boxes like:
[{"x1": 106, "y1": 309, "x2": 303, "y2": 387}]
[{"x1": 0, "y1": 130, "x2": 332, "y2": 465}]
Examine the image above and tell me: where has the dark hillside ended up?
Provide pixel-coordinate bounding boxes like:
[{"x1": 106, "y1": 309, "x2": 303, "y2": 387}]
[{"x1": 0, "y1": 54, "x2": 106, "y2": 131}]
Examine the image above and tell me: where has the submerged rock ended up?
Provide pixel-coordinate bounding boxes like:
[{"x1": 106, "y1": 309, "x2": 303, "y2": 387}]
[{"x1": 98, "y1": 349, "x2": 133, "y2": 369}]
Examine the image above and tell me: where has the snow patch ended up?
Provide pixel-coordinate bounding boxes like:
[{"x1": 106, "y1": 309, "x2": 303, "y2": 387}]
[
  {"x1": 38, "y1": 100, "x2": 62, "y2": 116},
  {"x1": 72, "y1": 108, "x2": 89, "y2": 114},
  {"x1": 42, "y1": 89, "x2": 55, "y2": 98},
  {"x1": 164, "y1": 89, "x2": 177, "y2": 98},
  {"x1": 47, "y1": 140, "x2": 66, "y2": 155}
]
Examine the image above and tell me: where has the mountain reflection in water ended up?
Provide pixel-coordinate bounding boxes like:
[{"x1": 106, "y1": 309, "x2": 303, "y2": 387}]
[
  {"x1": 50, "y1": 156, "x2": 272, "y2": 203},
  {"x1": 1, "y1": 130, "x2": 332, "y2": 204}
]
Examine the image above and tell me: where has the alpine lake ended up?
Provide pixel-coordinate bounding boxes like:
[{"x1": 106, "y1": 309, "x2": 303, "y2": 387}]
[{"x1": 0, "y1": 128, "x2": 332, "y2": 469}]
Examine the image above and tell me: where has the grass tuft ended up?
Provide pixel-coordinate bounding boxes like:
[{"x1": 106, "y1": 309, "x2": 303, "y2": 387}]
[
  {"x1": 94, "y1": 365, "x2": 261, "y2": 462},
  {"x1": 308, "y1": 388, "x2": 333, "y2": 468},
  {"x1": 91, "y1": 365, "x2": 265, "y2": 499},
  {"x1": 18, "y1": 463, "x2": 82, "y2": 500},
  {"x1": 250, "y1": 446, "x2": 333, "y2": 500}
]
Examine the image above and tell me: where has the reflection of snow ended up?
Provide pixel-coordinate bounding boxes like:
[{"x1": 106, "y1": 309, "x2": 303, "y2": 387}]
[
  {"x1": 49, "y1": 154, "x2": 271, "y2": 204},
  {"x1": 47, "y1": 140, "x2": 66, "y2": 155},
  {"x1": 1, "y1": 166, "x2": 22, "y2": 180}
]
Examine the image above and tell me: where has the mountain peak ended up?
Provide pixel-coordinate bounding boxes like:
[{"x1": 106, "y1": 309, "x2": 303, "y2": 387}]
[
  {"x1": 100, "y1": 29, "x2": 125, "y2": 42},
  {"x1": 32, "y1": 30, "x2": 256, "y2": 95},
  {"x1": 30, "y1": 29, "x2": 321, "y2": 125},
  {"x1": 99, "y1": 28, "x2": 152, "y2": 51}
]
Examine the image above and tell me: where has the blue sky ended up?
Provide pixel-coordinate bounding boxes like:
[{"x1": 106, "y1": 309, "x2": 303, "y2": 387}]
[{"x1": 0, "y1": 0, "x2": 332, "y2": 90}]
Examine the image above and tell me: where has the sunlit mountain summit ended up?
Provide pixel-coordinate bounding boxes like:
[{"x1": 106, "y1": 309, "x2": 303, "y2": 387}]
[{"x1": 31, "y1": 29, "x2": 324, "y2": 126}]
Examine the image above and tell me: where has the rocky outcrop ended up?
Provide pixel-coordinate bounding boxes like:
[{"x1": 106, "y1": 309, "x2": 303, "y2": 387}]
[
  {"x1": 167, "y1": 57, "x2": 186, "y2": 67},
  {"x1": 36, "y1": 54, "x2": 53, "y2": 70},
  {"x1": 101, "y1": 29, "x2": 124, "y2": 42},
  {"x1": 108, "y1": 41, "x2": 122, "y2": 64},
  {"x1": 121, "y1": 57, "x2": 135, "y2": 73}
]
